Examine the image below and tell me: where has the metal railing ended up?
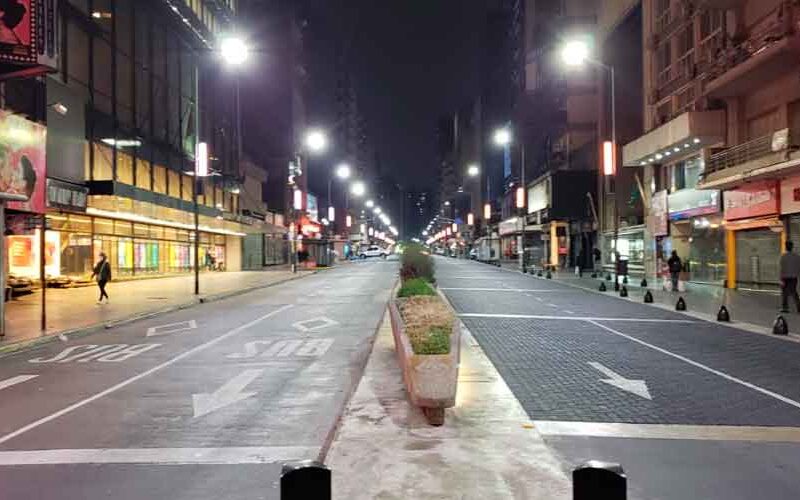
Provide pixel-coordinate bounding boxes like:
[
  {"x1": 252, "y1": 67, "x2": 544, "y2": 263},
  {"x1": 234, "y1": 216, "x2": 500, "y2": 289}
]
[{"x1": 705, "y1": 134, "x2": 773, "y2": 176}]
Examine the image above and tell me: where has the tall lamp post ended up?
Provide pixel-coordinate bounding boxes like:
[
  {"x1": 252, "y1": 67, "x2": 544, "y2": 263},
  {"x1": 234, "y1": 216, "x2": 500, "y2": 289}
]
[
  {"x1": 561, "y1": 38, "x2": 618, "y2": 284},
  {"x1": 193, "y1": 35, "x2": 249, "y2": 296},
  {"x1": 493, "y1": 127, "x2": 527, "y2": 272}
]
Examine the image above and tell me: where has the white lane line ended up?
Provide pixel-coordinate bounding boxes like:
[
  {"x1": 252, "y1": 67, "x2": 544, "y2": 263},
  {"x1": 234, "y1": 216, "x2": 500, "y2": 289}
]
[
  {"x1": 459, "y1": 313, "x2": 695, "y2": 323},
  {"x1": 0, "y1": 446, "x2": 317, "y2": 465},
  {"x1": 0, "y1": 305, "x2": 294, "y2": 446},
  {"x1": 439, "y1": 288, "x2": 564, "y2": 292},
  {"x1": 535, "y1": 298, "x2": 544, "y2": 302},
  {"x1": 533, "y1": 421, "x2": 800, "y2": 443},
  {"x1": 448, "y1": 277, "x2": 506, "y2": 280},
  {"x1": 0, "y1": 375, "x2": 38, "y2": 391},
  {"x1": 546, "y1": 303, "x2": 559, "y2": 308},
  {"x1": 588, "y1": 320, "x2": 800, "y2": 411},
  {"x1": 563, "y1": 310, "x2": 575, "y2": 315}
]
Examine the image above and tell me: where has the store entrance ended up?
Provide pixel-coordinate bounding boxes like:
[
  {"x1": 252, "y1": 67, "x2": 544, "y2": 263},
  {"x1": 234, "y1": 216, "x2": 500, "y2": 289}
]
[{"x1": 735, "y1": 228, "x2": 781, "y2": 288}]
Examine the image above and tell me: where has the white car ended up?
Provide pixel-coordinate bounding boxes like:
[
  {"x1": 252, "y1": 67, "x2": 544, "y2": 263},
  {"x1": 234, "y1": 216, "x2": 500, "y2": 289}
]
[{"x1": 359, "y1": 245, "x2": 388, "y2": 259}]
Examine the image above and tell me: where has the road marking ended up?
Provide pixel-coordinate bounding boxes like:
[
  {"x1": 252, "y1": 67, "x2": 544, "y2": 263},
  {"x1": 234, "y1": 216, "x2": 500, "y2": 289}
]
[
  {"x1": 0, "y1": 375, "x2": 37, "y2": 391},
  {"x1": 146, "y1": 320, "x2": 197, "y2": 337},
  {"x1": 459, "y1": 313, "x2": 695, "y2": 323},
  {"x1": 449, "y1": 276, "x2": 507, "y2": 280},
  {"x1": 439, "y1": 288, "x2": 564, "y2": 292},
  {"x1": 226, "y1": 338, "x2": 334, "y2": 360},
  {"x1": 546, "y1": 303, "x2": 559, "y2": 308},
  {"x1": 588, "y1": 362, "x2": 652, "y2": 400},
  {"x1": 563, "y1": 310, "x2": 575, "y2": 314},
  {"x1": 588, "y1": 320, "x2": 800, "y2": 411},
  {"x1": 533, "y1": 421, "x2": 800, "y2": 443},
  {"x1": 193, "y1": 369, "x2": 264, "y2": 418},
  {"x1": 0, "y1": 446, "x2": 317, "y2": 465},
  {"x1": 28, "y1": 344, "x2": 162, "y2": 364},
  {"x1": 0, "y1": 304, "x2": 294, "y2": 446},
  {"x1": 292, "y1": 317, "x2": 339, "y2": 332}
]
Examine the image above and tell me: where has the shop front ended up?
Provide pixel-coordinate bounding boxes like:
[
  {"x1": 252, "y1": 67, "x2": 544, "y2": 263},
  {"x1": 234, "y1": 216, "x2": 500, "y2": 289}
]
[
  {"x1": 603, "y1": 226, "x2": 645, "y2": 275},
  {"x1": 666, "y1": 188, "x2": 725, "y2": 285},
  {"x1": 724, "y1": 181, "x2": 782, "y2": 289}
]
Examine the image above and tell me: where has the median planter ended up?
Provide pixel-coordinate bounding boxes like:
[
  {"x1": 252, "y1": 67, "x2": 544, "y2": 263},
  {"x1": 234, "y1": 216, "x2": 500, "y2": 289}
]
[{"x1": 389, "y1": 290, "x2": 460, "y2": 426}]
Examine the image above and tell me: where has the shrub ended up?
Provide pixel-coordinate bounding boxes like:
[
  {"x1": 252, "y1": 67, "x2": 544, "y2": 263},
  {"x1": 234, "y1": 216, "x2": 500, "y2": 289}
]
[
  {"x1": 397, "y1": 296, "x2": 453, "y2": 355},
  {"x1": 398, "y1": 278, "x2": 435, "y2": 297},
  {"x1": 400, "y1": 243, "x2": 435, "y2": 283}
]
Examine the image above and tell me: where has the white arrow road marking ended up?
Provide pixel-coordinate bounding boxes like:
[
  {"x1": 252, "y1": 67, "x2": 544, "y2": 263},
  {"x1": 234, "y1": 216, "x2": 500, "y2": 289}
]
[
  {"x1": 192, "y1": 369, "x2": 264, "y2": 418},
  {"x1": 0, "y1": 375, "x2": 38, "y2": 392},
  {"x1": 588, "y1": 362, "x2": 652, "y2": 400},
  {"x1": 147, "y1": 320, "x2": 197, "y2": 337}
]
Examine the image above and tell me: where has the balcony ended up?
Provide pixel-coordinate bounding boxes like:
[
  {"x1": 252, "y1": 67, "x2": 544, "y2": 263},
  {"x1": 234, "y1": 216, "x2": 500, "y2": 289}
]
[
  {"x1": 699, "y1": 128, "x2": 800, "y2": 189},
  {"x1": 704, "y1": 3, "x2": 800, "y2": 98},
  {"x1": 622, "y1": 110, "x2": 725, "y2": 167}
]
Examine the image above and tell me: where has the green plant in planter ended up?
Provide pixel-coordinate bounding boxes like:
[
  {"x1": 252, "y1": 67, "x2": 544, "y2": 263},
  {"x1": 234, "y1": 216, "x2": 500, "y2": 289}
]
[
  {"x1": 398, "y1": 278, "x2": 435, "y2": 297},
  {"x1": 400, "y1": 243, "x2": 435, "y2": 283},
  {"x1": 413, "y1": 325, "x2": 451, "y2": 355}
]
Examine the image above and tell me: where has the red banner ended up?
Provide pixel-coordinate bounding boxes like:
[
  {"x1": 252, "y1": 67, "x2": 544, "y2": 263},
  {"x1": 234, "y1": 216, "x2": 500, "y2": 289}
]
[
  {"x1": 0, "y1": 0, "x2": 35, "y2": 64},
  {"x1": 723, "y1": 181, "x2": 779, "y2": 221},
  {"x1": 0, "y1": 110, "x2": 47, "y2": 213}
]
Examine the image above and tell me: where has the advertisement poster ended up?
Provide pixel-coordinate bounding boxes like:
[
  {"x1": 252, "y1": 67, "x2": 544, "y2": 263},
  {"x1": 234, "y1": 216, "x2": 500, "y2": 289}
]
[
  {"x1": 307, "y1": 193, "x2": 319, "y2": 222},
  {"x1": 0, "y1": 0, "x2": 33, "y2": 63},
  {"x1": 650, "y1": 190, "x2": 669, "y2": 236},
  {"x1": 724, "y1": 181, "x2": 779, "y2": 221},
  {"x1": 0, "y1": 110, "x2": 46, "y2": 212}
]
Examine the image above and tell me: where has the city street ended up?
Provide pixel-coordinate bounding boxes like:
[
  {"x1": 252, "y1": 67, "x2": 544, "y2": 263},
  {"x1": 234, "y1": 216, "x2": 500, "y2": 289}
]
[
  {"x1": 0, "y1": 260, "x2": 396, "y2": 500},
  {"x1": 436, "y1": 257, "x2": 800, "y2": 500}
]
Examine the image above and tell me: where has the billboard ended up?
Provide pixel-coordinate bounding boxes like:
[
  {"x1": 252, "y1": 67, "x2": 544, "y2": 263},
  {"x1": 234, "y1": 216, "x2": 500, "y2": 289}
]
[
  {"x1": 0, "y1": 0, "x2": 59, "y2": 70},
  {"x1": 0, "y1": 109, "x2": 46, "y2": 212},
  {"x1": 307, "y1": 193, "x2": 319, "y2": 222},
  {"x1": 650, "y1": 190, "x2": 668, "y2": 236},
  {"x1": 724, "y1": 181, "x2": 779, "y2": 221}
]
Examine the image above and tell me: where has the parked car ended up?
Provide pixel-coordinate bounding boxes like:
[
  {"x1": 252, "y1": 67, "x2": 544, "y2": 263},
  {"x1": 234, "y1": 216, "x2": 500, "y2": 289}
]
[
  {"x1": 359, "y1": 245, "x2": 388, "y2": 259},
  {"x1": 5, "y1": 274, "x2": 33, "y2": 301},
  {"x1": 469, "y1": 248, "x2": 477, "y2": 260}
]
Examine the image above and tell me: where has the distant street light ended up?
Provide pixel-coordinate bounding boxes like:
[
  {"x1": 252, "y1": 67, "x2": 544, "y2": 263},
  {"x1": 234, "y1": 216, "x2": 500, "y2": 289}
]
[
  {"x1": 365, "y1": 199, "x2": 374, "y2": 208},
  {"x1": 467, "y1": 164, "x2": 480, "y2": 177},
  {"x1": 561, "y1": 39, "x2": 590, "y2": 67},
  {"x1": 350, "y1": 181, "x2": 366, "y2": 197},
  {"x1": 493, "y1": 128, "x2": 511, "y2": 147},
  {"x1": 305, "y1": 129, "x2": 328, "y2": 153},
  {"x1": 336, "y1": 163, "x2": 352, "y2": 179},
  {"x1": 374, "y1": 207, "x2": 382, "y2": 215},
  {"x1": 220, "y1": 36, "x2": 249, "y2": 66}
]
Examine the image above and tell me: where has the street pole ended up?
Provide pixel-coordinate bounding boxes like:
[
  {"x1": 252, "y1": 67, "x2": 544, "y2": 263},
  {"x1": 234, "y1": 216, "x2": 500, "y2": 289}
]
[
  {"x1": 610, "y1": 65, "x2": 618, "y2": 286},
  {"x1": 0, "y1": 202, "x2": 5, "y2": 338},
  {"x1": 194, "y1": 64, "x2": 201, "y2": 295},
  {"x1": 519, "y1": 143, "x2": 526, "y2": 273},
  {"x1": 40, "y1": 215, "x2": 46, "y2": 332}
]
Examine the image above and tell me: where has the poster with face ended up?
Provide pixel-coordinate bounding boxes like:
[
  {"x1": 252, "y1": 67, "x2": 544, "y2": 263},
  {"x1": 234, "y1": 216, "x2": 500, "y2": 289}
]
[
  {"x1": 0, "y1": 109, "x2": 47, "y2": 213},
  {"x1": 0, "y1": 0, "x2": 35, "y2": 64}
]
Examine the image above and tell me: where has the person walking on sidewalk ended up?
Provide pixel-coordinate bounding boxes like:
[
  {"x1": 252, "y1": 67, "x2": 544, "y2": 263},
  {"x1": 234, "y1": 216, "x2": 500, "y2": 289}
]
[
  {"x1": 668, "y1": 250, "x2": 682, "y2": 292},
  {"x1": 91, "y1": 252, "x2": 112, "y2": 304},
  {"x1": 780, "y1": 241, "x2": 800, "y2": 313}
]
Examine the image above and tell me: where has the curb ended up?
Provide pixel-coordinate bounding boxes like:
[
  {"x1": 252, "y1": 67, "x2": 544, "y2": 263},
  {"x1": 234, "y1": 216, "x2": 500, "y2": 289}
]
[
  {"x1": 0, "y1": 271, "x2": 315, "y2": 358},
  {"x1": 317, "y1": 278, "x2": 398, "y2": 463}
]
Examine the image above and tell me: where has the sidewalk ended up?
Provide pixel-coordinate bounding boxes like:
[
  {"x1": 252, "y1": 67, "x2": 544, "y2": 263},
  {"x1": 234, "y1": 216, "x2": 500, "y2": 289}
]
[
  {"x1": 0, "y1": 266, "x2": 312, "y2": 352},
  {"x1": 494, "y1": 260, "x2": 795, "y2": 335},
  {"x1": 326, "y1": 312, "x2": 571, "y2": 499}
]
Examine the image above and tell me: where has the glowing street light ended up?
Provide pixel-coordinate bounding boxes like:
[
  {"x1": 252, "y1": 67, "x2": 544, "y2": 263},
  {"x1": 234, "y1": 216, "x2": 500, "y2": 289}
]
[
  {"x1": 350, "y1": 181, "x2": 366, "y2": 197},
  {"x1": 493, "y1": 128, "x2": 511, "y2": 147},
  {"x1": 336, "y1": 163, "x2": 352, "y2": 179},
  {"x1": 467, "y1": 164, "x2": 480, "y2": 177},
  {"x1": 374, "y1": 207, "x2": 382, "y2": 215},
  {"x1": 219, "y1": 36, "x2": 249, "y2": 66},
  {"x1": 365, "y1": 199, "x2": 374, "y2": 208},
  {"x1": 304, "y1": 129, "x2": 328, "y2": 153},
  {"x1": 561, "y1": 39, "x2": 590, "y2": 67}
]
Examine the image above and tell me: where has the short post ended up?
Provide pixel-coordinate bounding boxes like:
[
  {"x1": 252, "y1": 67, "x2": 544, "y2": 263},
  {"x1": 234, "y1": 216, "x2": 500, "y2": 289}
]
[
  {"x1": 573, "y1": 460, "x2": 626, "y2": 500},
  {"x1": 281, "y1": 460, "x2": 331, "y2": 500}
]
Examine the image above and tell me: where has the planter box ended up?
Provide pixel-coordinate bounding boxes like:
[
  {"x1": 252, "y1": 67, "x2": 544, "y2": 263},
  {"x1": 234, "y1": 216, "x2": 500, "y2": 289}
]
[{"x1": 388, "y1": 297, "x2": 461, "y2": 425}]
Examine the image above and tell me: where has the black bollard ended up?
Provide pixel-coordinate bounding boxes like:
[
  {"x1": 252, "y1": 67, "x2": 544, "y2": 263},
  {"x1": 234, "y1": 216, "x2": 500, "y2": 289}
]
[
  {"x1": 537, "y1": 271, "x2": 543, "y2": 277},
  {"x1": 614, "y1": 281, "x2": 620, "y2": 292},
  {"x1": 281, "y1": 461, "x2": 331, "y2": 500},
  {"x1": 599, "y1": 282, "x2": 607, "y2": 292},
  {"x1": 640, "y1": 278, "x2": 648, "y2": 288},
  {"x1": 676, "y1": 297, "x2": 687, "y2": 311},
  {"x1": 622, "y1": 276, "x2": 628, "y2": 285},
  {"x1": 605, "y1": 273, "x2": 611, "y2": 281},
  {"x1": 546, "y1": 271, "x2": 553, "y2": 279},
  {"x1": 717, "y1": 305, "x2": 731, "y2": 322},
  {"x1": 773, "y1": 315, "x2": 789, "y2": 336},
  {"x1": 573, "y1": 461, "x2": 627, "y2": 500},
  {"x1": 620, "y1": 286, "x2": 628, "y2": 298},
  {"x1": 644, "y1": 290, "x2": 653, "y2": 303},
  {"x1": 591, "y1": 272, "x2": 597, "y2": 279}
]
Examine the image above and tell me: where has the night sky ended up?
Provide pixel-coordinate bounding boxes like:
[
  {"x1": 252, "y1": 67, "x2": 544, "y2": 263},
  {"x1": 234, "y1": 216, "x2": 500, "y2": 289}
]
[{"x1": 305, "y1": 0, "x2": 488, "y2": 192}]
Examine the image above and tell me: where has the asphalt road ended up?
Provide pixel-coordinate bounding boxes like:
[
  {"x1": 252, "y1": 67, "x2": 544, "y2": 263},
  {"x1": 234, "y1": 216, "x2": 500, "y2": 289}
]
[
  {"x1": 0, "y1": 260, "x2": 396, "y2": 500},
  {"x1": 436, "y1": 257, "x2": 800, "y2": 500}
]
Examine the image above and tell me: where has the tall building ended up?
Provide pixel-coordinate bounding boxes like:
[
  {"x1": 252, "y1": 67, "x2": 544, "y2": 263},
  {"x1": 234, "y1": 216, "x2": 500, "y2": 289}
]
[
  {"x1": 622, "y1": 0, "x2": 800, "y2": 289},
  {"x1": 0, "y1": 0, "x2": 272, "y2": 287}
]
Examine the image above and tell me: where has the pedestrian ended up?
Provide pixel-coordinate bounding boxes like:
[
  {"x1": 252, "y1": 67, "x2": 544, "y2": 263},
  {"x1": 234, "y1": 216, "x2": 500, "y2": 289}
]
[
  {"x1": 91, "y1": 252, "x2": 112, "y2": 304},
  {"x1": 780, "y1": 241, "x2": 800, "y2": 313},
  {"x1": 667, "y1": 250, "x2": 682, "y2": 292}
]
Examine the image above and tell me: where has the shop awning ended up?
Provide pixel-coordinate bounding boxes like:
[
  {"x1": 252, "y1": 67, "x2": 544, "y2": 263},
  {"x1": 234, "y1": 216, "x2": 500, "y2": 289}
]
[{"x1": 622, "y1": 111, "x2": 725, "y2": 167}]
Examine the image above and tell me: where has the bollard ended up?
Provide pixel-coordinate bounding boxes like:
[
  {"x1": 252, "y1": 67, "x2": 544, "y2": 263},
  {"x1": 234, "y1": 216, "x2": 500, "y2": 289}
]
[
  {"x1": 591, "y1": 272, "x2": 597, "y2": 279},
  {"x1": 614, "y1": 281, "x2": 620, "y2": 292},
  {"x1": 619, "y1": 286, "x2": 628, "y2": 298},
  {"x1": 546, "y1": 271, "x2": 553, "y2": 279},
  {"x1": 605, "y1": 273, "x2": 611, "y2": 281},
  {"x1": 773, "y1": 315, "x2": 789, "y2": 336},
  {"x1": 537, "y1": 271, "x2": 543, "y2": 277},
  {"x1": 640, "y1": 278, "x2": 648, "y2": 288},
  {"x1": 643, "y1": 290, "x2": 653, "y2": 303},
  {"x1": 573, "y1": 461, "x2": 627, "y2": 500},
  {"x1": 622, "y1": 276, "x2": 628, "y2": 285},
  {"x1": 281, "y1": 461, "x2": 331, "y2": 500},
  {"x1": 717, "y1": 305, "x2": 731, "y2": 322},
  {"x1": 599, "y1": 282, "x2": 607, "y2": 292},
  {"x1": 676, "y1": 297, "x2": 687, "y2": 311}
]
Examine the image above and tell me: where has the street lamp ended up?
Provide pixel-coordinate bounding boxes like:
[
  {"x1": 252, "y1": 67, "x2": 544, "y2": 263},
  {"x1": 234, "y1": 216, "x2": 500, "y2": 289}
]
[
  {"x1": 560, "y1": 36, "x2": 618, "y2": 283},
  {"x1": 493, "y1": 126, "x2": 526, "y2": 272},
  {"x1": 336, "y1": 163, "x2": 352, "y2": 179},
  {"x1": 350, "y1": 181, "x2": 366, "y2": 197},
  {"x1": 305, "y1": 129, "x2": 328, "y2": 153},
  {"x1": 467, "y1": 164, "x2": 480, "y2": 177},
  {"x1": 365, "y1": 199, "x2": 374, "y2": 208},
  {"x1": 219, "y1": 36, "x2": 249, "y2": 66}
]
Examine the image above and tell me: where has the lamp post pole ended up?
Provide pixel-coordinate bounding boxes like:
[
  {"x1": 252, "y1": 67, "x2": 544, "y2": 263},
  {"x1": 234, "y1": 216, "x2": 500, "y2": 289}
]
[
  {"x1": 194, "y1": 64, "x2": 201, "y2": 295},
  {"x1": 519, "y1": 143, "x2": 526, "y2": 273}
]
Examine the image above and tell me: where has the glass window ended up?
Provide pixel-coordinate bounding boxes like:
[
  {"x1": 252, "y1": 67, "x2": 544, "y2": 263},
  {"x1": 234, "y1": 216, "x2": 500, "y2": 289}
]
[
  {"x1": 66, "y1": 20, "x2": 89, "y2": 87},
  {"x1": 153, "y1": 165, "x2": 167, "y2": 194},
  {"x1": 136, "y1": 159, "x2": 151, "y2": 190},
  {"x1": 149, "y1": 226, "x2": 164, "y2": 239},
  {"x1": 182, "y1": 175, "x2": 193, "y2": 202},
  {"x1": 94, "y1": 218, "x2": 115, "y2": 235},
  {"x1": 168, "y1": 170, "x2": 181, "y2": 198},
  {"x1": 93, "y1": 38, "x2": 113, "y2": 114},
  {"x1": 163, "y1": 227, "x2": 178, "y2": 241},
  {"x1": 93, "y1": 143, "x2": 114, "y2": 180},
  {"x1": 114, "y1": 221, "x2": 133, "y2": 236},
  {"x1": 117, "y1": 151, "x2": 134, "y2": 184},
  {"x1": 134, "y1": 224, "x2": 149, "y2": 238},
  {"x1": 69, "y1": 215, "x2": 93, "y2": 233},
  {"x1": 215, "y1": 188, "x2": 224, "y2": 209}
]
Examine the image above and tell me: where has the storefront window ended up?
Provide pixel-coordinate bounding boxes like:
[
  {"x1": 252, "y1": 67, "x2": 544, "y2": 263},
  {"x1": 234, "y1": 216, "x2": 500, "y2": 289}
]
[
  {"x1": 93, "y1": 143, "x2": 114, "y2": 180},
  {"x1": 117, "y1": 151, "x2": 134, "y2": 184},
  {"x1": 604, "y1": 231, "x2": 645, "y2": 267},
  {"x1": 168, "y1": 170, "x2": 181, "y2": 198},
  {"x1": 153, "y1": 165, "x2": 167, "y2": 194},
  {"x1": 182, "y1": 175, "x2": 193, "y2": 202},
  {"x1": 136, "y1": 159, "x2": 151, "y2": 189}
]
